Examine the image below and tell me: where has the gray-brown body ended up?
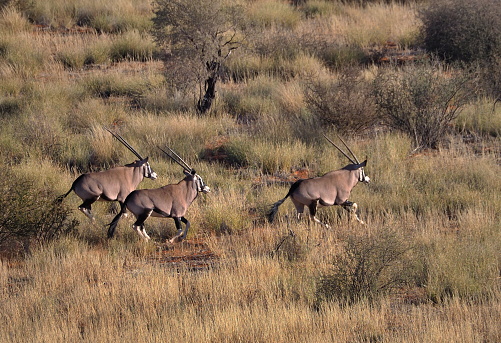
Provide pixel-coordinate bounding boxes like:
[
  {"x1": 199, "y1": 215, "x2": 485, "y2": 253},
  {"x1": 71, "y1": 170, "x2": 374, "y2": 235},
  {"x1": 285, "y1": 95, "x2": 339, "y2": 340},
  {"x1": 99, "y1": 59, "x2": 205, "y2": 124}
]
[
  {"x1": 107, "y1": 169, "x2": 209, "y2": 242},
  {"x1": 268, "y1": 161, "x2": 369, "y2": 228},
  {"x1": 58, "y1": 158, "x2": 157, "y2": 220}
]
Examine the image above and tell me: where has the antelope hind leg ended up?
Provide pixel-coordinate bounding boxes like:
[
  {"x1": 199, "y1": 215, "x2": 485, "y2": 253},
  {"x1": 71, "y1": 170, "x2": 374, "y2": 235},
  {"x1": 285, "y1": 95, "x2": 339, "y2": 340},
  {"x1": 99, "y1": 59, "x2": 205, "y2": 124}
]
[
  {"x1": 79, "y1": 207, "x2": 95, "y2": 221},
  {"x1": 308, "y1": 201, "x2": 331, "y2": 229},
  {"x1": 133, "y1": 225, "x2": 151, "y2": 241},
  {"x1": 133, "y1": 210, "x2": 152, "y2": 241}
]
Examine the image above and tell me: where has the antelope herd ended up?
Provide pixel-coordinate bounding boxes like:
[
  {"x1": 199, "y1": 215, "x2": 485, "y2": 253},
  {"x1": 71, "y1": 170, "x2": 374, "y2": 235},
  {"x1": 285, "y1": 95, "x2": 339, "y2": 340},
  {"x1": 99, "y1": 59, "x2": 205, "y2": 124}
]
[{"x1": 59, "y1": 128, "x2": 369, "y2": 242}]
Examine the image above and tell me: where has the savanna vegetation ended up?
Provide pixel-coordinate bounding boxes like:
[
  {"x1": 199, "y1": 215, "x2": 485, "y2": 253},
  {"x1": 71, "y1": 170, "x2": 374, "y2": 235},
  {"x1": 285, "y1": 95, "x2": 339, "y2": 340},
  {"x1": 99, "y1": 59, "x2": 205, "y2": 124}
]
[{"x1": 0, "y1": 0, "x2": 500, "y2": 342}]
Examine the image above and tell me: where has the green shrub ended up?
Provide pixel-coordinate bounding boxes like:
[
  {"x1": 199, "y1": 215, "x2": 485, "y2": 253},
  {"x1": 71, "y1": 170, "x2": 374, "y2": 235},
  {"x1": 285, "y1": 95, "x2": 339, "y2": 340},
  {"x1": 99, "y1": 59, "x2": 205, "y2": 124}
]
[
  {"x1": 305, "y1": 68, "x2": 377, "y2": 133},
  {"x1": 420, "y1": 0, "x2": 501, "y2": 64},
  {"x1": 0, "y1": 169, "x2": 78, "y2": 253},
  {"x1": 315, "y1": 228, "x2": 411, "y2": 305},
  {"x1": 373, "y1": 61, "x2": 476, "y2": 150}
]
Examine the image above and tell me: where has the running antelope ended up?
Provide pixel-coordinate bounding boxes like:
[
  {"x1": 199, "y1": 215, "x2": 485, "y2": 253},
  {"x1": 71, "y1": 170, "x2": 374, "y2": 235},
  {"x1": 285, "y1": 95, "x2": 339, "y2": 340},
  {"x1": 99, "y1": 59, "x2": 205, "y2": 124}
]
[
  {"x1": 268, "y1": 135, "x2": 370, "y2": 228},
  {"x1": 107, "y1": 146, "x2": 210, "y2": 243},
  {"x1": 57, "y1": 127, "x2": 157, "y2": 220}
]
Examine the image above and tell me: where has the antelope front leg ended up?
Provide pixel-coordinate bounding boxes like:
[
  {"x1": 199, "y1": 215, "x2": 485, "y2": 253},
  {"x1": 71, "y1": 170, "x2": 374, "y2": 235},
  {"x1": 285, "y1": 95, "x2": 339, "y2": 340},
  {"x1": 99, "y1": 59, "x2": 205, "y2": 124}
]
[
  {"x1": 341, "y1": 201, "x2": 365, "y2": 225},
  {"x1": 170, "y1": 217, "x2": 187, "y2": 244}
]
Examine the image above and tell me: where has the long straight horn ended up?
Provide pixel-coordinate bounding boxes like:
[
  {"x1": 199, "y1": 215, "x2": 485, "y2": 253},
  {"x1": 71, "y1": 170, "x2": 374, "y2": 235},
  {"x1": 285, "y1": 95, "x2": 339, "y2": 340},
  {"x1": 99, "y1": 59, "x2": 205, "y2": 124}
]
[
  {"x1": 323, "y1": 134, "x2": 356, "y2": 164},
  {"x1": 158, "y1": 146, "x2": 192, "y2": 171},
  {"x1": 337, "y1": 135, "x2": 360, "y2": 164},
  {"x1": 104, "y1": 126, "x2": 144, "y2": 160},
  {"x1": 165, "y1": 146, "x2": 192, "y2": 171}
]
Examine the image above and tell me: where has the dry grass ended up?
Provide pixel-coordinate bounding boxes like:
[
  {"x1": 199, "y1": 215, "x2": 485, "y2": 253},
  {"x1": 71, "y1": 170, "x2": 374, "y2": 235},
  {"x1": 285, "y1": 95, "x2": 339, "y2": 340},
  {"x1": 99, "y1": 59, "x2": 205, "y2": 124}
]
[
  {"x1": 1, "y1": 215, "x2": 500, "y2": 342},
  {"x1": 0, "y1": 1, "x2": 500, "y2": 342}
]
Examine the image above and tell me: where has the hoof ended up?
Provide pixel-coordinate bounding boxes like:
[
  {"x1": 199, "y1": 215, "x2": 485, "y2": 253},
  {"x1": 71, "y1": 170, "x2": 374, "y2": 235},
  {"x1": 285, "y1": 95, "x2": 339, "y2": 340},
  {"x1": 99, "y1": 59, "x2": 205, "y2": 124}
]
[{"x1": 169, "y1": 235, "x2": 183, "y2": 244}]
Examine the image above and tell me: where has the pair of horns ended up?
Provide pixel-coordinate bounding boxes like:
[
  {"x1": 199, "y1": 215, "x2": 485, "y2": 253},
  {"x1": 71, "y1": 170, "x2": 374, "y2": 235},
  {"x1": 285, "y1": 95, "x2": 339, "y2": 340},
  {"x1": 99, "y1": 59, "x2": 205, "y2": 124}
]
[
  {"x1": 323, "y1": 134, "x2": 360, "y2": 165},
  {"x1": 104, "y1": 126, "x2": 145, "y2": 161},
  {"x1": 158, "y1": 146, "x2": 193, "y2": 172}
]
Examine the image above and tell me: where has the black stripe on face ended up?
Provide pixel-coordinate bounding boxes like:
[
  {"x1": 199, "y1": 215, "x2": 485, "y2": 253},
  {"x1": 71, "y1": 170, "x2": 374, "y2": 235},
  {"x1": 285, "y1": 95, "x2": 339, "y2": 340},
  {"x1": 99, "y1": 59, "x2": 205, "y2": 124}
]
[{"x1": 359, "y1": 168, "x2": 365, "y2": 182}]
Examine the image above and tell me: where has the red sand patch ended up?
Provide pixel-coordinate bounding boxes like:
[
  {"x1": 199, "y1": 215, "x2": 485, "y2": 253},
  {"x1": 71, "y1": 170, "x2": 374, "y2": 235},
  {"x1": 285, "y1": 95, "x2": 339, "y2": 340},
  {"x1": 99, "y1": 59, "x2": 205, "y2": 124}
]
[{"x1": 149, "y1": 239, "x2": 219, "y2": 270}]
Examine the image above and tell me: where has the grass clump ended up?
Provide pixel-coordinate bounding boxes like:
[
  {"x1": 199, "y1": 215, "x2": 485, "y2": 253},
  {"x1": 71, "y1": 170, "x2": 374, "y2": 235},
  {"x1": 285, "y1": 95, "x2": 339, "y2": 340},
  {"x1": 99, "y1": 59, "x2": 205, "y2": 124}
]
[
  {"x1": 17, "y1": 0, "x2": 152, "y2": 33},
  {"x1": 0, "y1": 5, "x2": 31, "y2": 33},
  {"x1": 425, "y1": 229, "x2": 501, "y2": 303},
  {"x1": 109, "y1": 30, "x2": 156, "y2": 62},
  {"x1": 456, "y1": 97, "x2": 501, "y2": 137},
  {"x1": 81, "y1": 72, "x2": 152, "y2": 100},
  {"x1": 246, "y1": 0, "x2": 301, "y2": 29}
]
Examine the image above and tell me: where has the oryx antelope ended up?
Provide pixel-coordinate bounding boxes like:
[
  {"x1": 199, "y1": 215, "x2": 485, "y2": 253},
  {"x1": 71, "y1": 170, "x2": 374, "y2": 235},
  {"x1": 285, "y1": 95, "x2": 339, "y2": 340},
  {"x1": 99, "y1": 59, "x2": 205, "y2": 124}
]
[
  {"x1": 107, "y1": 146, "x2": 210, "y2": 243},
  {"x1": 57, "y1": 127, "x2": 157, "y2": 221},
  {"x1": 267, "y1": 135, "x2": 370, "y2": 228}
]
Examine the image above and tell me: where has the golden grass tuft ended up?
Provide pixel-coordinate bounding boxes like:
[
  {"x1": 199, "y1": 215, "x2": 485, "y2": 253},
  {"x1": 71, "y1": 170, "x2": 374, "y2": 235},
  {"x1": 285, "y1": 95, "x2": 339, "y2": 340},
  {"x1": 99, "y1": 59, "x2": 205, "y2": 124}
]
[
  {"x1": 0, "y1": 5, "x2": 31, "y2": 33},
  {"x1": 246, "y1": 0, "x2": 302, "y2": 29}
]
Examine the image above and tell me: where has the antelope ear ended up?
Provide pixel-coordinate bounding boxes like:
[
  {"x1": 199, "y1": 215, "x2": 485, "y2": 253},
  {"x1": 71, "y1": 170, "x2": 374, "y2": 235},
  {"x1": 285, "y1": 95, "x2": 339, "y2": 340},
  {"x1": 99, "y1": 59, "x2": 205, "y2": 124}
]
[
  {"x1": 360, "y1": 160, "x2": 367, "y2": 167},
  {"x1": 191, "y1": 169, "x2": 196, "y2": 175}
]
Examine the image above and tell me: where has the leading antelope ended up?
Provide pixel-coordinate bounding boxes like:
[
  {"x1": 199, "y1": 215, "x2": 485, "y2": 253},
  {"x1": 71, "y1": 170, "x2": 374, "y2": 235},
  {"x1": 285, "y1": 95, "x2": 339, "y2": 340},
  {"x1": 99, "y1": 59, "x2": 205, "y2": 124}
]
[
  {"x1": 57, "y1": 127, "x2": 157, "y2": 221},
  {"x1": 107, "y1": 146, "x2": 210, "y2": 243},
  {"x1": 268, "y1": 135, "x2": 370, "y2": 228}
]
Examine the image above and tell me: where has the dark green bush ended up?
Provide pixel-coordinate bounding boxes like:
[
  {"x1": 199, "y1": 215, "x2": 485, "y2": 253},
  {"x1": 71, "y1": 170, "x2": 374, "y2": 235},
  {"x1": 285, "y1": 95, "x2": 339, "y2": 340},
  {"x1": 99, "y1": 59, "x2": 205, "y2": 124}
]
[{"x1": 420, "y1": 0, "x2": 501, "y2": 64}]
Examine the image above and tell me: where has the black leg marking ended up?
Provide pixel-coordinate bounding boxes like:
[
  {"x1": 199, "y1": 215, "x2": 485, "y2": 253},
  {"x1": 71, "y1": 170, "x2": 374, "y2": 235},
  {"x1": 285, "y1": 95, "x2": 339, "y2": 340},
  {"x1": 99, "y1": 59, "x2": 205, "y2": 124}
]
[
  {"x1": 308, "y1": 201, "x2": 318, "y2": 217},
  {"x1": 133, "y1": 210, "x2": 153, "y2": 240},
  {"x1": 134, "y1": 211, "x2": 152, "y2": 227},
  {"x1": 79, "y1": 198, "x2": 99, "y2": 220},
  {"x1": 341, "y1": 200, "x2": 354, "y2": 209},
  {"x1": 180, "y1": 217, "x2": 190, "y2": 240},
  {"x1": 341, "y1": 201, "x2": 365, "y2": 224},
  {"x1": 170, "y1": 217, "x2": 190, "y2": 243}
]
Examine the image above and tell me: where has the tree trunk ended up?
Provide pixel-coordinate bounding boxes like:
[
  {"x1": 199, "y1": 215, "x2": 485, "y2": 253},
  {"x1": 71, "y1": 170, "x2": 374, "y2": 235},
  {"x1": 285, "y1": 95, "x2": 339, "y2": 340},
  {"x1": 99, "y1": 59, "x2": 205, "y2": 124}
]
[{"x1": 197, "y1": 61, "x2": 220, "y2": 114}]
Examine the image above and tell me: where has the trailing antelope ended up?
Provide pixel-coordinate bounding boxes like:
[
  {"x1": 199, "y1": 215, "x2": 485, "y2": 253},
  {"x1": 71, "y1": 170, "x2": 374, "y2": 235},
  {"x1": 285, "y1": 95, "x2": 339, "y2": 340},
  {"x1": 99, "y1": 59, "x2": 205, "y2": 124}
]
[
  {"x1": 268, "y1": 135, "x2": 370, "y2": 228},
  {"x1": 57, "y1": 127, "x2": 157, "y2": 221},
  {"x1": 107, "y1": 146, "x2": 210, "y2": 243}
]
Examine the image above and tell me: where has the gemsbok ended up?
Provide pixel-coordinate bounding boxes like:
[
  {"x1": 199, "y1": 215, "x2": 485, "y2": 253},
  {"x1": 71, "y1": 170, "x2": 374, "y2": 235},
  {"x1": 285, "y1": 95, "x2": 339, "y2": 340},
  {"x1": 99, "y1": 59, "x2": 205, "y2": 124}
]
[
  {"x1": 268, "y1": 135, "x2": 370, "y2": 228},
  {"x1": 107, "y1": 146, "x2": 210, "y2": 243},
  {"x1": 57, "y1": 127, "x2": 157, "y2": 221}
]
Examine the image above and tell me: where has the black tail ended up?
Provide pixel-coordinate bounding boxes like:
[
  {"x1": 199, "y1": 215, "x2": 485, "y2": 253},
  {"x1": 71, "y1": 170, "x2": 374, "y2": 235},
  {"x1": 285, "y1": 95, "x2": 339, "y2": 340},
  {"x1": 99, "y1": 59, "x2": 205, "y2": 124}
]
[
  {"x1": 267, "y1": 180, "x2": 303, "y2": 223},
  {"x1": 55, "y1": 187, "x2": 73, "y2": 204},
  {"x1": 107, "y1": 202, "x2": 127, "y2": 238}
]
